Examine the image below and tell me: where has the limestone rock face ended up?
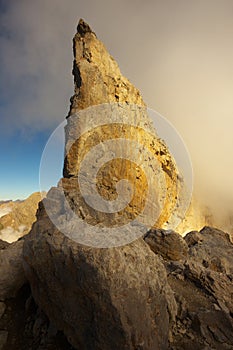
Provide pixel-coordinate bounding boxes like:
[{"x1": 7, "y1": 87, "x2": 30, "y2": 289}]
[
  {"x1": 184, "y1": 227, "x2": 233, "y2": 314},
  {"x1": 68, "y1": 19, "x2": 145, "y2": 114},
  {"x1": 0, "y1": 239, "x2": 26, "y2": 300},
  {"x1": 144, "y1": 229, "x2": 188, "y2": 261},
  {"x1": 23, "y1": 205, "x2": 177, "y2": 350},
  {"x1": 150, "y1": 226, "x2": 233, "y2": 349},
  {"x1": 62, "y1": 19, "x2": 184, "y2": 232}
]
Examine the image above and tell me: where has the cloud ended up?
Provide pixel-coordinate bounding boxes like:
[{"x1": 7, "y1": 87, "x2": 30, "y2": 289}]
[
  {"x1": 0, "y1": 0, "x2": 75, "y2": 134},
  {"x1": 0, "y1": 0, "x2": 233, "y2": 213},
  {"x1": 0, "y1": 224, "x2": 26, "y2": 243},
  {"x1": 0, "y1": 206, "x2": 12, "y2": 218}
]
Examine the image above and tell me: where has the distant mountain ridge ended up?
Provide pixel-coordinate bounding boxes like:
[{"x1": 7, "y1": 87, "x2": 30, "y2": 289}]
[{"x1": 0, "y1": 192, "x2": 45, "y2": 243}]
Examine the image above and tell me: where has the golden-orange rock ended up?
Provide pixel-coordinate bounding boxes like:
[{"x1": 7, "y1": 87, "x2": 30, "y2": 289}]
[{"x1": 62, "y1": 19, "x2": 183, "y2": 231}]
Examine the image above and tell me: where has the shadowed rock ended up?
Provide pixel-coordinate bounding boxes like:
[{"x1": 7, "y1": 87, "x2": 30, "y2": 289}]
[
  {"x1": 144, "y1": 229, "x2": 188, "y2": 261},
  {"x1": 0, "y1": 239, "x2": 26, "y2": 300},
  {"x1": 23, "y1": 207, "x2": 177, "y2": 350}
]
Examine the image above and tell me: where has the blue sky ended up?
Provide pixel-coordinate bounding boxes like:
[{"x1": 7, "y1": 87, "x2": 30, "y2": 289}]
[
  {"x1": 0, "y1": 0, "x2": 233, "y2": 207},
  {"x1": 0, "y1": 130, "x2": 52, "y2": 199},
  {"x1": 0, "y1": 0, "x2": 72, "y2": 199}
]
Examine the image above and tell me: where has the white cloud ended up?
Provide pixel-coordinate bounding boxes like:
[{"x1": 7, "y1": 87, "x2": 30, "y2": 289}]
[{"x1": 0, "y1": 225, "x2": 27, "y2": 243}]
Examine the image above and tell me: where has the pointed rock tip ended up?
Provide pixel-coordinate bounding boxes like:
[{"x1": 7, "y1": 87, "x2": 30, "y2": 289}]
[{"x1": 77, "y1": 19, "x2": 95, "y2": 36}]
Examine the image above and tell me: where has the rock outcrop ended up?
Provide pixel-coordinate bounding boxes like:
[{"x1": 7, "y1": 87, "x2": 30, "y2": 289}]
[
  {"x1": 62, "y1": 18, "x2": 185, "y2": 233},
  {"x1": 0, "y1": 239, "x2": 26, "y2": 300},
  {"x1": 144, "y1": 229, "x2": 188, "y2": 261},
  {"x1": 184, "y1": 227, "x2": 233, "y2": 315},
  {"x1": 23, "y1": 208, "x2": 177, "y2": 350},
  {"x1": 0, "y1": 225, "x2": 232, "y2": 349},
  {"x1": 144, "y1": 227, "x2": 233, "y2": 349},
  {"x1": 68, "y1": 19, "x2": 145, "y2": 113}
]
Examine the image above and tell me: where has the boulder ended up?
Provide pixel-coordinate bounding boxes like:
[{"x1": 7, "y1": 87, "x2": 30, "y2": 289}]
[
  {"x1": 150, "y1": 226, "x2": 233, "y2": 349},
  {"x1": 144, "y1": 229, "x2": 188, "y2": 261},
  {"x1": 184, "y1": 226, "x2": 233, "y2": 314}
]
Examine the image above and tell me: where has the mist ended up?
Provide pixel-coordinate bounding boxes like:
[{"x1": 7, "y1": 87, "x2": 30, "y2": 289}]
[{"x1": 0, "y1": 0, "x2": 233, "y2": 217}]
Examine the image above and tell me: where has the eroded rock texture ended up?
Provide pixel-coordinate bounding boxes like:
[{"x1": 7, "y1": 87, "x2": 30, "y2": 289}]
[
  {"x1": 145, "y1": 227, "x2": 233, "y2": 349},
  {"x1": 23, "y1": 204, "x2": 177, "y2": 350},
  {"x1": 63, "y1": 19, "x2": 183, "y2": 231},
  {"x1": 0, "y1": 239, "x2": 26, "y2": 300},
  {"x1": 68, "y1": 19, "x2": 145, "y2": 113}
]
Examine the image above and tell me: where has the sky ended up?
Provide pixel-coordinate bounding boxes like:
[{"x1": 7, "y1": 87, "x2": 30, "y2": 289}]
[{"x1": 0, "y1": 0, "x2": 233, "y2": 213}]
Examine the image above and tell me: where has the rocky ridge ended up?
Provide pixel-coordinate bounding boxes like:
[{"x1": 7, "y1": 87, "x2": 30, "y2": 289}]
[
  {"x1": 0, "y1": 192, "x2": 45, "y2": 243},
  {"x1": 1, "y1": 224, "x2": 232, "y2": 349}
]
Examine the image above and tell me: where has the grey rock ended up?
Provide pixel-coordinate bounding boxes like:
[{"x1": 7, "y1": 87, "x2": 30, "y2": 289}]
[
  {"x1": 184, "y1": 231, "x2": 203, "y2": 247},
  {"x1": 145, "y1": 229, "x2": 188, "y2": 261},
  {"x1": 161, "y1": 227, "x2": 233, "y2": 349},
  {"x1": 191, "y1": 310, "x2": 233, "y2": 347},
  {"x1": 23, "y1": 205, "x2": 177, "y2": 350},
  {"x1": 184, "y1": 227, "x2": 233, "y2": 314},
  {"x1": 0, "y1": 239, "x2": 26, "y2": 300}
]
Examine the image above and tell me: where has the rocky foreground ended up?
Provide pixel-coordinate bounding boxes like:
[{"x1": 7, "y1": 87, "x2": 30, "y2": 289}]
[
  {"x1": 0, "y1": 225, "x2": 233, "y2": 349},
  {"x1": 0, "y1": 19, "x2": 233, "y2": 350}
]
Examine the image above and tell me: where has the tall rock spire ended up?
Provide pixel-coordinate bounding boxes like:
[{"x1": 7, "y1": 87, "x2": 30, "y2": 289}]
[
  {"x1": 68, "y1": 19, "x2": 145, "y2": 115},
  {"x1": 61, "y1": 19, "x2": 183, "y2": 232}
]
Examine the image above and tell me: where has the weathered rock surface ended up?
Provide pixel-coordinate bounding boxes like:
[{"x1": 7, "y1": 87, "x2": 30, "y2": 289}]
[
  {"x1": 144, "y1": 226, "x2": 233, "y2": 349},
  {"x1": 0, "y1": 239, "x2": 26, "y2": 300},
  {"x1": 0, "y1": 240, "x2": 9, "y2": 250},
  {"x1": 0, "y1": 284, "x2": 74, "y2": 350},
  {"x1": 23, "y1": 201, "x2": 177, "y2": 350},
  {"x1": 22, "y1": 214, "x2": 233, "y2": 350},
  {"x1": 144, "y1": 229, "x2": 188, "y2": 261},
  {"x1": 62, "y1": 19, "x2": 184, "y2": 231},
  {"x1": 184, "y1": 226, "x2": 233, "y2": 315},
  {"x1": 68, "y1": 19, "x2": 145, "y2": 113}
]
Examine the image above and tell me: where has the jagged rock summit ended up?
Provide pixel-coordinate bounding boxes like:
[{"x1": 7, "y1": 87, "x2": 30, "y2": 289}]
[
  {"x1": 62, "y1": 18, "x2": 184, "y2": 234},
  {"x1": 68, "y1": 18, "x2": 145, "y2": 113}
]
